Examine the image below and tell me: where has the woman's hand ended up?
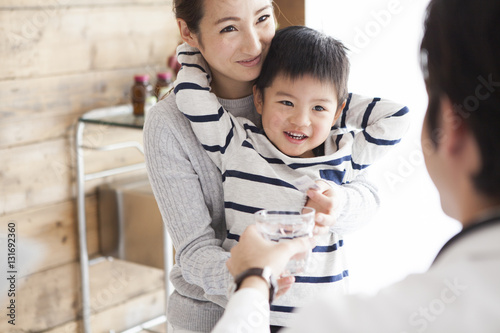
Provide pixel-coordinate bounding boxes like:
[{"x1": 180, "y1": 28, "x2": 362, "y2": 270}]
[{"x1": 305, "y1": 180, "x2": 340, "y2": 234}]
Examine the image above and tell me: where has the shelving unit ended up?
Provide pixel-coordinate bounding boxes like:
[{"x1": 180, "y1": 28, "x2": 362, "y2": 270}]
[{"x1": 74, "y1": 105, "x2": 173, "y2": 333}]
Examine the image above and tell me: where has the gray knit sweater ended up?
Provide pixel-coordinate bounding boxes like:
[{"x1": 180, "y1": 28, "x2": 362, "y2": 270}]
[{"x1": 144, "y1": 92, "x2": 382, "y2": 332}]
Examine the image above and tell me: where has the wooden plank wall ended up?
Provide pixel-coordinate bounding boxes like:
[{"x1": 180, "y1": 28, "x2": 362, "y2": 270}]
[
  {"x1": 274, "y1": 0, "x2": 305, "y2": 28},
  {"x1": 0, "y1": 0, "x2": 303, "y2": 330},
  {"x1": 0, "y1": 0, "x2": 178, "y2": 311},
  {"x1": 0, "y1": 0, "x2": 305, "y2": 272}
]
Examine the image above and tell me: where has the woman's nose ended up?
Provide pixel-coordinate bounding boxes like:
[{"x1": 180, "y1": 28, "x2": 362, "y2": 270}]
[{"x1": 241, "y1": 28, "x2": 262, "y2": 55}]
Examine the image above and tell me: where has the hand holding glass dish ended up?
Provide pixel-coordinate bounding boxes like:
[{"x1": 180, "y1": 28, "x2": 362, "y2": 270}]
[{"x1": 255, "y1": 207, "x2": 315, "y2": 276}]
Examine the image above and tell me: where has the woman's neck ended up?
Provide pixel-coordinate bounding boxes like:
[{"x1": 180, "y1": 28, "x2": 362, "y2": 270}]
[{"x1": 210, "y1": 75, "x2": 253, "y2": 100}]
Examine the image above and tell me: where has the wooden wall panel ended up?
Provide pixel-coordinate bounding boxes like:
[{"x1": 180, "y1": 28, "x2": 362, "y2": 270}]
[
  {"x1": 0, "y1": 0, "x2": 171, "y2": 7},
  {"x1": 0, "y1": 196, "x2": 99, "y2": 277},
  {"x1": 46, "y1": 289, "x2": 165, "y2": 333},
  {"x1": 274, "y1": 0, "x2": 305, "y2": 28},
  {"x1": 0, "y1": 132, "x2": 147, "y2": 216},
  {"x1": 0, "y1": 5, "x2": 179, "y2": 80},
  {"x1": 0, "y1": 69, "x2": 140, "y2": 149},
  {"x1": 0, "y1": 259, "x2": 164, "y2": 332},
  {"x1": 0, "y1": 1, "x2": 172, "y2": 331},
  {"x1": 0, "y1": 0, "x2": 176, "y2": 219},
  {"x1": 0, "y1": 138, "x2": 73, "y2": 215}
]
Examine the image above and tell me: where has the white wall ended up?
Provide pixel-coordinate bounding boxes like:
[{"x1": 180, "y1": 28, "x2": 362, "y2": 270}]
[{"x1": 306, "y1": 0, "x2": 461, "y2": 295}]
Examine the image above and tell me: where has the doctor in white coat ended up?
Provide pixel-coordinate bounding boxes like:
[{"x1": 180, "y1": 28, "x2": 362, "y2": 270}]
[{"x1": 214, "y1": 0, "x2": 500, "y2": 331}]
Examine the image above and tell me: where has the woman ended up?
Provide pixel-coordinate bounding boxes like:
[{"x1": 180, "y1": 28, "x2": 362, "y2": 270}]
[{"x1": 144, "y1": 0, "x2": 392, "y2": 331}]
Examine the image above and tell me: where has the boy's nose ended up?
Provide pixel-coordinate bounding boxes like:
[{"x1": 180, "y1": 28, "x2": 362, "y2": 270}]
[{"x1": 289, "y1": 110, "x2": 311, "y2": 127}]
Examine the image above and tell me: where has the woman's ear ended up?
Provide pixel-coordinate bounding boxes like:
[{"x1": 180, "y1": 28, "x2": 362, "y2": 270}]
[
  {"x1": 253, "y1": 86, "x2": 264, "y2": 115},
  {"x1": 177, "y1": 19, "x2": 200, "y2": 48}
]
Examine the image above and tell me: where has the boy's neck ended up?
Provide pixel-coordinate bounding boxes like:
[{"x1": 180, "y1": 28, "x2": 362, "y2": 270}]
[
  {"x1": 312, "y1": 143, "x2": 325, "y2": 157},
  {"x1": 289, "y1": 144, "x2": 324, "y2": 158}
]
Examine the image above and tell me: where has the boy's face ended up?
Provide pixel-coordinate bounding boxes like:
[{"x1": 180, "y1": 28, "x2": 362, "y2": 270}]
[{"x1": 254, "y1": 74, "x2": 344, "y2": 158}]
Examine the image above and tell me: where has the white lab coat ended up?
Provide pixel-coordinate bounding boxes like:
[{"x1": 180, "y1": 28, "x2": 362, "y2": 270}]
[{"x1": 213, "y1": 217, "x2": 500, "y2": 332}]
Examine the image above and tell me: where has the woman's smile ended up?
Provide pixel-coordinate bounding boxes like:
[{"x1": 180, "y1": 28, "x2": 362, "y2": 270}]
[{"x1": 237, "y1": 54, "x2": 262, "y2": 67}]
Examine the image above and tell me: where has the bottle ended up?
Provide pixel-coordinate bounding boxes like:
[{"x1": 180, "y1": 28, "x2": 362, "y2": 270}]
[
  {"x1": 155, "y1": 72, "x2": 174, "y2": 100},
  {"x1": 131, "y1": 74, "x2": 155, "y2": 116}
]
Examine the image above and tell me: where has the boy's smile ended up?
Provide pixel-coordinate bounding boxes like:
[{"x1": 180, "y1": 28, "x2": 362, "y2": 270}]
[
  {"x1": 284, "y1": 131, "x2": 309, "y2": 142},
  {"x1": 254, "y1": 74, "x2": 344, "y2": 158}
]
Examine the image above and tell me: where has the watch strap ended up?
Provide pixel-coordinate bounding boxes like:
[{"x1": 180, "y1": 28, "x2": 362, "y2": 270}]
[{"x1": 234, "y1": 267, "x2": 277, "y2": 304}]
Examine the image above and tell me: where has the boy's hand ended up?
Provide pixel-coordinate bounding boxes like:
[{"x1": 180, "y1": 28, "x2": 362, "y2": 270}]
[
  {"x1": 305, "y1": 180, "x2": 340, "y2": 234},
  {"x1": 276, "y1": 275, "x2": 295, "y2": 298},
  {"x1": 175, "y1": 42, "x2": 212, "y2": 83}
]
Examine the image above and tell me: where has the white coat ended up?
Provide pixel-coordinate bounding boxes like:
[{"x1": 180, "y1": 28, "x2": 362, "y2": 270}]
[{"x1": 214, "y1": 215, "x2": 500, "y2": 333}]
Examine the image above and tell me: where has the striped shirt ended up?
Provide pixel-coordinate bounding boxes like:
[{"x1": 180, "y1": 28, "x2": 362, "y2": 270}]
[{"x1": 174, "y1": 43, "x2": 410, "y2": 326}]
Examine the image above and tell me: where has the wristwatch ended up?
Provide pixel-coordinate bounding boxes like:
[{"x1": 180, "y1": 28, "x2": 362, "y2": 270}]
[{"x1": 231, "y1": 266, "x2": 278, "y2": 304}]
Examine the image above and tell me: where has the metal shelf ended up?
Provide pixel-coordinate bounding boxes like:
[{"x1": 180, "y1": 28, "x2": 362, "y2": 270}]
[{"x1": 75, "y1": 105, "x2": 173, "y2": 333}]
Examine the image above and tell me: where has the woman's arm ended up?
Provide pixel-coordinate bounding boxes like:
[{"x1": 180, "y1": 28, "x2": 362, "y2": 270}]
[{"x1": 144, "y1": 98, "x2": 232, "y2": 306}]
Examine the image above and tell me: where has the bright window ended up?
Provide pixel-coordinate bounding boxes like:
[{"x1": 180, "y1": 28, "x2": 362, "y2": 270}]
[{"x1": 306, "y1": 0, "x2": 461, "y2": 295}]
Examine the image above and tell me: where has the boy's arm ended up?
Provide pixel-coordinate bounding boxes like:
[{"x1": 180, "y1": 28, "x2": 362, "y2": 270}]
[
  {"x1": 329, "y1": 173, "x2": 380, "y2": 234},
  {"x1": 306, "y1": 173, "x2": 380, "y2": 234},
  {"x1": 311, "y1": 94, "x2": 409, "y2": 233},
  {"x1": 339, "y1": 93, "x2": 410, "y2": 179},
  {"x1": 174, "y1": 43, "x2": 244, "y2": 169}
]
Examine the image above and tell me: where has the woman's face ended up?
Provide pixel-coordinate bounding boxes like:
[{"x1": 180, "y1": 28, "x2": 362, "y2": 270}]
[{"x1": 190, "y1": 0, "x2": 275, "y2": 93}]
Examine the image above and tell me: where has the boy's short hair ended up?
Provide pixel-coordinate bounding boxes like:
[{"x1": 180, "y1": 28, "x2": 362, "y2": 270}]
[
  {"x1": 420, "y1": 0, "x2": 500, "y2": 197},
  {"x1": 255, "y1": 26, "x2": 350, "y2": 109}
]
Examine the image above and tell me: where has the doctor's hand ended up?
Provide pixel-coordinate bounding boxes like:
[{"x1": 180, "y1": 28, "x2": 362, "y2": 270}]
[{"x1": 227, "y1": 224, "x2": 316, "y2": 281}]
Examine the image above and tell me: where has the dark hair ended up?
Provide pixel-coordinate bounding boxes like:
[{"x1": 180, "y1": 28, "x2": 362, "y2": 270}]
[
  {"x1": 255, "y1": 26, "x2": 350, "y2": 109},
  {"x1": 173, "y1": 0, "x2": 204, "y2": 34},
  {"x1": 420, "y1": 0, "x2": 500, "y2": 197}
]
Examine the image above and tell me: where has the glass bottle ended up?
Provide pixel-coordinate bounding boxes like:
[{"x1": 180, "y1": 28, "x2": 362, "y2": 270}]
[
  {"x1": 155, "y1": 72, "x2": 174, "y2": 100},
  {"x1": 131, "y1": 74, "x2": 155, "y2": 116}
]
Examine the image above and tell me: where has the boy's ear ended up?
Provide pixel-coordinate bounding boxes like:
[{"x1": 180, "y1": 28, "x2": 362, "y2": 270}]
[
  {"x1": 333, "y1": 99, "x2": 346, "y2": 125},
  {"x1": 253, "y1": 86, "x2": 264, "y2": 115},
  {"x1": 177, "y1": 19, "x2": 200, "y2": 48}
]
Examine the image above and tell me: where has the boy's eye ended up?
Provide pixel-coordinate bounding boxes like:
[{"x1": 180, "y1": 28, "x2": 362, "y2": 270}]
[
  {"x1": 313, "y1": 105, "x2": 325, "y2": 111},
  {"x1": 280, "y1": 100, "x2": 294, "y2": 107},
  {"x1": 257, "y1": 15, "x2": 270, "y2": 23},
  {"x1": 220, "y1": 25, "x2": 236, "y2": 33}
]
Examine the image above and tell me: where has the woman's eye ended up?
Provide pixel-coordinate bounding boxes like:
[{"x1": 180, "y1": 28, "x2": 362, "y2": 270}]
[
  {"x1": 220, "y1": 25, "x2": 236, "y2": 33},
  {"x1": 257, "y1": 15, "x2": 270, "y2": 23},
  {"x1": 280, "y1": 101, "x2": 294, "y2": 107},
  {"x1": 313, "y1": 105, "x2": 325, "y2": 111}
]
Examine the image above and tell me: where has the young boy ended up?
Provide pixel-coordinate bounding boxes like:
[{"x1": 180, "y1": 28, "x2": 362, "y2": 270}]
[{"x1": 174, "y1": 26, "x2": 409, "y2": 326}]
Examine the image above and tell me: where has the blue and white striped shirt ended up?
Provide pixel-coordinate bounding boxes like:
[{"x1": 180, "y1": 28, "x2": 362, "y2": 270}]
[{"x1": 174, "y1": 43, "x2": 409, "y2": 326}]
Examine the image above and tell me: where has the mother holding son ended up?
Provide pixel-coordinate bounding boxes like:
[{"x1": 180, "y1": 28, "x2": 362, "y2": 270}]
[{"x1": 144, "y1": 0, "x2": 409, "y2": 332}]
